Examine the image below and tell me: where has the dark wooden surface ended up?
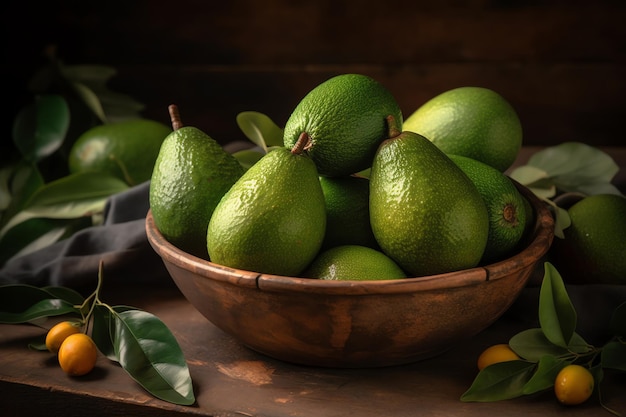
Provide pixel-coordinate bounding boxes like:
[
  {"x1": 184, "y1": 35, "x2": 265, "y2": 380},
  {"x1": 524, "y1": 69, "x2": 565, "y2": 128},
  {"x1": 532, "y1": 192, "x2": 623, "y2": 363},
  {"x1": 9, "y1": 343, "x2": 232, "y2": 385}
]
[
  {"x1": 3, "y1": 0, "x2": 625, "y2": 164},
  {"x1": 1, "y1": 283, "x2": 625, "y2": 417}
]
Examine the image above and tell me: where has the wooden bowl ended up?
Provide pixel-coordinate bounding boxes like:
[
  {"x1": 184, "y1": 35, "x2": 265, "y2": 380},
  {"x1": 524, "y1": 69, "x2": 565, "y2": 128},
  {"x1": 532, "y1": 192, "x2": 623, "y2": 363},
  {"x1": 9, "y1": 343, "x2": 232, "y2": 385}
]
[{"x1": 146, "y1": 183, "x2": 554, "y2": 368}]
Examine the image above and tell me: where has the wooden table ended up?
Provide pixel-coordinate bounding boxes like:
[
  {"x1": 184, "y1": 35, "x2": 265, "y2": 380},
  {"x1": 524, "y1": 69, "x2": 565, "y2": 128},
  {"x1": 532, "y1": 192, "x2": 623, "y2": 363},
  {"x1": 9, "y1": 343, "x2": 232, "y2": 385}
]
[
  {"x1": 1, "y1": 146, "x2": 625, "y2": 416},
  {"x1": 1, "y1": 282, "x2": 624, "y2": 417}
]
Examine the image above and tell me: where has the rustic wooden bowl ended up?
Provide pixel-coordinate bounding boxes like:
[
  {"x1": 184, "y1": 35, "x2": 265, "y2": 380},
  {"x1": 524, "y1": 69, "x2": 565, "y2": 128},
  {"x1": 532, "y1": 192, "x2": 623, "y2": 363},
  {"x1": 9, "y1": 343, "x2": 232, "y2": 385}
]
[{"x1": 146, "y1": 183, "x2": 554, "y2": 368}]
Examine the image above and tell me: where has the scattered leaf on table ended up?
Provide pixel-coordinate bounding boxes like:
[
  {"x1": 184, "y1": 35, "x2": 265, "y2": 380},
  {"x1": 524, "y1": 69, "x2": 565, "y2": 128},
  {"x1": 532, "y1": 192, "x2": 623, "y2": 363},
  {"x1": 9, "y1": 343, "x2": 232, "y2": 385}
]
[{"x1": 112, "y1": 309, "x2": 195, "y2": 405}]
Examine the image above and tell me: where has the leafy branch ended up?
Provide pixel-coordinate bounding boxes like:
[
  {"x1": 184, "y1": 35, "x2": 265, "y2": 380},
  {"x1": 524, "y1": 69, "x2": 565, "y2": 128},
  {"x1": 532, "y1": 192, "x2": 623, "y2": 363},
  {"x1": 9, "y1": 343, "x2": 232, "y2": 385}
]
[
  {"x1": 461, "y1": 262, "x2": 625, "y2": 414},
  {"x1": 0, "y1": 261, "x2": 195, "y2": 406}
]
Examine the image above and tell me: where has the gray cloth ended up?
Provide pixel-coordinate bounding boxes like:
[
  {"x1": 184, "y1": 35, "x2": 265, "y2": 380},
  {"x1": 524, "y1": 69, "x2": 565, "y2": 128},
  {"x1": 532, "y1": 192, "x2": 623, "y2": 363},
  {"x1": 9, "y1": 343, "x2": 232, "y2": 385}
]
[{"x1": 0, "y1": 181, "x2": 173, "y2": 294}]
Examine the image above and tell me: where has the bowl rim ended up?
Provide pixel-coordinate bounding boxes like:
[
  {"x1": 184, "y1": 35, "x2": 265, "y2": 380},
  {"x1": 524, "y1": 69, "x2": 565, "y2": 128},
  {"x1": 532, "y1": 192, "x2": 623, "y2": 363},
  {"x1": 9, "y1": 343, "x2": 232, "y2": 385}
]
[{"x1": 145, "y1": 181, "x2": 554, "y2": 296}]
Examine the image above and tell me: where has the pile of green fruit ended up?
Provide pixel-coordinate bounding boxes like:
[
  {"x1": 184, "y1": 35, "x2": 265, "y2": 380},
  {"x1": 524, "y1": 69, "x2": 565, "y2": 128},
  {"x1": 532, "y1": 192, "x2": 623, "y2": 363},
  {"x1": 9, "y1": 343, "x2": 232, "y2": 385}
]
[{"x1": 150, "y1": 73, "x2": 543, "y2": 281}]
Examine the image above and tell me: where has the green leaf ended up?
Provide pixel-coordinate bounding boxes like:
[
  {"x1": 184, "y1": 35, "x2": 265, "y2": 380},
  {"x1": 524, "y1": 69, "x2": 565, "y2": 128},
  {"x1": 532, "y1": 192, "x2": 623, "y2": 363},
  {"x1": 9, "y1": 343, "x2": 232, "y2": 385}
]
[
  {"x1": 112, "y1": 309, "x2": 195, "y2": 405},
  {"x1": 0, "y1": 218, "x2": 68, "y2": 265},
  {"x1": 28, "y1": 337, "x2": 48, "y2": 351},
  {"x1": 0, "y1": 162, "x2": 45, "y2": 227},
  {"x1": 551, "y1": 204, "x2": 571, "y2": 239},
  {"x1": 232, "y1": 149, "x2": 265, "y2": 171},
  {"x1": 0, "y1": 298, "x2": 80, "y2": 324},
  {"x1": 0, "y1": 172, "x2": 128, "y2": 239},
  {"x1": 236, "y1": 111, "x2": 284, "y2": 152},
  {"x1": 91, "y1": 304, "x2": 118, "y2": 361},
  {"x1": 509, "y1": 165, "x2": 556, "y2": 199},
  {"x1": 0, "y1": 284, "x2": 70, "y2": 312},
  {"x1": 71, "y1": 81, "x2": 108, "y2": 124},
  {"x1": 25, "y1": 171, "x2": 128, "y2": 208},
  {"x1": 43, "y1": 286, "x2": 85, "y2": 305},
  {"x1": 0, "y1": 166, "x2": 13, "y2": 211},
  {"x1": 92, "y1": 305, "x2": 138, "y2": 362},
  {"x1": 60, "y1": 64, "x2": 145, "y2": 123},
  {"x1": 460, "y1": 360, "x2": 536, "y2": 402},
  {"x1": 526, "y1": 142, "x2": 621, "y2": 196},
  {"x1": 539, "y1": 262, "x2": 577, "y2": 348},
  {"x1": 510, "y1": 328, "x2": 570, "y2": 361},
  {"x1": 0, "y1": 216, "x2": 92, "y2": 266},
  {"x1": 509, "y1": 165, "x2": 550, "y2": 186},
  {"x1": 601, "y1": 341, "x2": 626, "y2": 371},
  {"x1": 609, "y1": 302, "x2": 626, "y2": 337},
  {"x1": 522, "y1": 355, "x2": 569, "y2": 394},
  {"x1": 11, "y1": 95, "x2": 70, "y2": 162}
]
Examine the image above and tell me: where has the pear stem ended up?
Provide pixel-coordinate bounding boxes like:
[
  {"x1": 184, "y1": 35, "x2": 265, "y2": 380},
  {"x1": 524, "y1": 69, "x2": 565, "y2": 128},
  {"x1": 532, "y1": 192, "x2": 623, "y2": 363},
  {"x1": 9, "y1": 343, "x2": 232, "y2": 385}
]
[
  {"x1": 168, "y1": 104, "x2": 184, "y2": 131},
  {"x1": 386, "y1": 114, "x2": 402, "y2": 139},
  {"x1": 503, "y1": 203, "x2": 519, "y2": 226},
  {"x1": 292, "y1": 132, "x2": 312, "y2": 155}
]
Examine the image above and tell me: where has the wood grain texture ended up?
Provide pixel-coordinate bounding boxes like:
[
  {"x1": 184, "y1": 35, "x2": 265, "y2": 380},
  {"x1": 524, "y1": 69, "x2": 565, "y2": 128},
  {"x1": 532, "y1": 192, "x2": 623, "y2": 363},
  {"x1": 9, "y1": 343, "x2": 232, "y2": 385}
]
[{"x1": 1, "y1": 285, "x2": 624, "y2": 417}]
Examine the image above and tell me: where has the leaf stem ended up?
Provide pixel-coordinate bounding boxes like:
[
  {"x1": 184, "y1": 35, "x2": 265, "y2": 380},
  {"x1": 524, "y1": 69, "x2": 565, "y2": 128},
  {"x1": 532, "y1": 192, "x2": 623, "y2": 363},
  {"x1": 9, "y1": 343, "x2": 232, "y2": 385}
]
[{"x1": 78, "y1": 259, "x2": 107, "y2": 332}]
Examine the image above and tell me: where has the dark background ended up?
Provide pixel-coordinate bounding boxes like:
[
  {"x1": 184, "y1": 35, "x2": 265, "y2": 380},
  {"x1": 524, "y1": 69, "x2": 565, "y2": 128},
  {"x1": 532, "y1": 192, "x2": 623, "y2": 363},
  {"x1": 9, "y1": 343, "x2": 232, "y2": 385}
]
[{"x1": 3, "y1": 0, "x2": 625, "y2": 160}]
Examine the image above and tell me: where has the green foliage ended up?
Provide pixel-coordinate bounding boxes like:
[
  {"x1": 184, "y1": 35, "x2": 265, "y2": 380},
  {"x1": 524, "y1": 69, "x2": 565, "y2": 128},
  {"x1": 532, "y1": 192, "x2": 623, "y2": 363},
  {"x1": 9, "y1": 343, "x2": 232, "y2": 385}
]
[
  {"x1": 461, "y1": 262, "x2": 626, "y2": 412},
  {"x1": 233, "y1": 111, "x2": 284, "y2": 170},
  {"x1": 538, "y1": 262, "x2": 577, "y2": 348},
  {"x1": 460, "y1": 360, "x2": 536, "y2": 402},
  {"x1": 0, "y1": 262, "x2": 195, "y2": 406},
  {"x1": 509, "y1": 142, "x2": 623, "y2": 238},
  {"x1": 12, "y1": 95, "x2": 70, "y2": 163},
  {"x1": 1, "y1": 56, "x2": 145, "y2": 267},
  {"x1": 111, "y1": 308, "x2": 195, "y2": 404}
]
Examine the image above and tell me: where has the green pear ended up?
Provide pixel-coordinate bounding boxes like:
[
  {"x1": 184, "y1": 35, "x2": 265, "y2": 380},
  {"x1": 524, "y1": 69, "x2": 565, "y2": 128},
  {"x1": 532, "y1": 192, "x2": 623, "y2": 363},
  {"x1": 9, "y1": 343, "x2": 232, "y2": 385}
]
[
  {"x1": 150, "y1": 105, "x2": 244, "y2": 259},
  {"x1": 207, "y1": 135, "x2": 326, "y2": 276},
  {"x1": 69, "y1": 118, "x2": 172, "y2": 186},
  {"x1": 369, "y1": 116, "x2": 489, "y2": 276}
]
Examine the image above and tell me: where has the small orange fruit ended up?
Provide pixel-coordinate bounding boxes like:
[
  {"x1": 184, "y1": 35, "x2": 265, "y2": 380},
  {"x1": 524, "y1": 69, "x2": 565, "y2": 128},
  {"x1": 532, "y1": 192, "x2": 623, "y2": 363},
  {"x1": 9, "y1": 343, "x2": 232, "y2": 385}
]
[
  {"x1": 554, "y1": 364, "x2": 594, "y2": 406},
  {"x1": 477, "y1": 343, "x2": 521, "y2": 370},
  {"x1": 45, "y1": 321, "x2": 82, "y2": 353},
  {"x1": 57, "y1": 333, "x2": 98, "y2": 376}
]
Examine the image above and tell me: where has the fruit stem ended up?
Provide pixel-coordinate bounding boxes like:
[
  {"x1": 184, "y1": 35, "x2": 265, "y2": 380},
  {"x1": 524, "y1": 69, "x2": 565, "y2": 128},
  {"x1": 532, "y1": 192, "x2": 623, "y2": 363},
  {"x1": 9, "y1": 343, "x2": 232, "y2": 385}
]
[
  {"x1": 292, "y1": 132, "x2": 312, "y2": 155},
  {"x1": 386, "y1": 115, "x2": 402, "y2": 138},
  {"x1": 168, "y1": 104, "x2": 184, "y2": 131},
  {"x1": 503, "y1": 203, "x2": 519, "y2": 226}
]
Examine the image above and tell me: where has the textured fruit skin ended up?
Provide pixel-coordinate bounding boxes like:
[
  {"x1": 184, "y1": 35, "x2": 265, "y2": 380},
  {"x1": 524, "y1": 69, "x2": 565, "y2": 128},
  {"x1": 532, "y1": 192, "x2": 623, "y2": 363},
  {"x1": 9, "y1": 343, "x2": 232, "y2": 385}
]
[
  {"x1": 207, "y1": 147, "x2": 326, "y2": 276},
  {"x1": 403, "y1": 87, "x2": 522, "y2": 172},
  {"x1": 57, "y1": 333, "x2": 98, "y2": 376},
  {"x1": 449, "y1": 154, "x2": 528, "y2": 264},
  {"x1": 319, "y1": 175, "x2": 379, "y2": 250},
  {"x1": 554, "y1": 364, "x2": 595, "y2": 406},
  {"x1": 369, "y1": 132, "x2": 489, "y2": 276},
  {"x1": 302, "y1": 245, "x2": 406, "y2": 281},
  {"x1": 283, "y1": 74, "x2": 403, "y2": 177},
  {"x1": 150, "y1": 126, "x2": 244, "y2": 259},
  {"x1": 69, "y1": 119, "x2": 172, "y2": 185},
  {"x1": 549, "y1": 193, "x2": 626, "y2": 284}
]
